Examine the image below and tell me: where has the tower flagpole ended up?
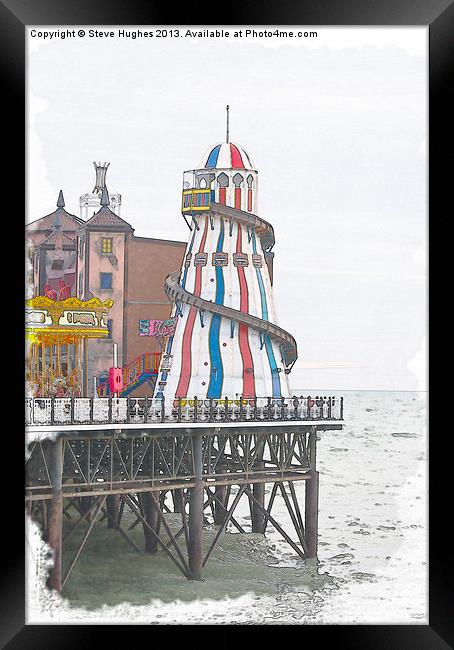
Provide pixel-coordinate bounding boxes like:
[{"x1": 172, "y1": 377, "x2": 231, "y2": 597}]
[{"x1": 226, "y1": 105, "x2": 230, "y2": 143}]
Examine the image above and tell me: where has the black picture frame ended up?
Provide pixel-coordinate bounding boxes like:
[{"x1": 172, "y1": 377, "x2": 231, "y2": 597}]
[{"x1": 1, "y1": 0, "x2": 449, "y2": 645}]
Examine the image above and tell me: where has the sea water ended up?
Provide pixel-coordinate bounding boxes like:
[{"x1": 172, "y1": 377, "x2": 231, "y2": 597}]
[
  {"x1": 263, "y1": 389, "x2": 428, "y2": 624},
  {"x1": 26, "y1": 390, "x2": 427, "y2": 624}
]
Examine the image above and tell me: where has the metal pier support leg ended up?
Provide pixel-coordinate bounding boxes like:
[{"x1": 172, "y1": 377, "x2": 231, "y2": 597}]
[
  {"x1": 140, "y1": 492, "x2": 160, "y2": 554},
  {"x1": 252, "y1": 462, "x2": 266, "y2": 533},
  {"x1": 173, "y1": 489, "x2": 184, "y2": 514},
  {"x1": 305, "y1": 426, "x2": 319, "y2": 558},
  {"x1": 46, "y1": 437, "x2": 63, "y2": 592},
  {"x1": 252, "y1": 483, "x2": 265, "y2": 533},
  {"x1": 305, "y1": 470, "x2": 319, "y2": 558},
  {"x1": 188, "y1": 433, "x2": 203, "y2": 580},
  {"x1": 173, "y1": 438, "x2": 184, "y2": 514},
  {"x1": 79, "y1": 495, "x2": 94, "y2": 522},
  {"x1": 214, "y1": 463, "x2": 227, "y2": 525},
  {"x1": 106, "y1": 495, "x2": 120, "y2": 529}
]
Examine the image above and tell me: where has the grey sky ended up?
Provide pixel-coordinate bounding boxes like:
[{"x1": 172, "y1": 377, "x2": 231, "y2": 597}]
[{"x1": 27, "y1": 27, "x2": 427, "y2": 391}]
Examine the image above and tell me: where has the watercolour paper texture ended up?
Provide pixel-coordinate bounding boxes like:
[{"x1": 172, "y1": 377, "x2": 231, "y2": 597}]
[{"x1": 25, "y1": 25, "x2": 427, "y2": 624}]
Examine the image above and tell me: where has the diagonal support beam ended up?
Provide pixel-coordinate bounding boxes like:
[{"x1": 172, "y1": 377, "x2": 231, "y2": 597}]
[
  {"x1": 123, "y1": 494, "x2": 190, "y2": 579},
  {"x1": 202, "y1": 484, "x2": 246, "y2": 567},
  {"x1": 63, "y1": 494, "x2": 106, "y2": 543},
  {"x1": 277, "y1": 482, "x2": 308, "y2": 554},
  {"x1": 61, "y1": 495, "x2": 106, "y2": 591},
  {"x1": 204, "y1": 486, "x2": 245, "y2": 533},
  {"x1": 263, "y1": 483, "x2": 278, "y2": 534},
  {"x1": 101, "y1": 503, "x2": 141, "y2": 553},
  {"x1": 244, "y1": 486, "x2": 306, "y2": 560},
  {"x1": 288, "y1": 481, "x2": 307, "y2": 548}
]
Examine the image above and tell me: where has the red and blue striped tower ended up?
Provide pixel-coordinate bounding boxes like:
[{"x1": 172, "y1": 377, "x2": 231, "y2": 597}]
[{"x1": 156, "y1": 111, "x2": 298, "y2": 404}]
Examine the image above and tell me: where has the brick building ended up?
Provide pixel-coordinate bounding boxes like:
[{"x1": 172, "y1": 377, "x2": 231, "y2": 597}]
[
  {"x1": 26, "y1": 165, "x2": 186, "y2": 396},
  {"x1": 26, "y1": 190, "x2": 83, "y2": 297}
]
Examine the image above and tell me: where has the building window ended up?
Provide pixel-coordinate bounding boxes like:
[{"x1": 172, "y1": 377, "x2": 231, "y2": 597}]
[
  {"x1": 107, "y1": 319, "x2": 113, "y2": 338},
  {"x1": 102, "y1": 238, "x2": 113, "y2": 254},
  {"x1": 78, "y1": 271, "x2": 83, "y2": 295},
  {"x1": 100, "y1": 272, "x2": 113, "y2": 289},
  {"x1": 51, "y1": 258, "x2": 64, "y2": 271}
]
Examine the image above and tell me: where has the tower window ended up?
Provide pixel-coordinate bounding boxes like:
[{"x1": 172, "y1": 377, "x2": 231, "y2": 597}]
[
  {"x1": 247, "y1": 174, "x2": 254, "y2": 188},
  {"x1": 101, "y1": 237, "x2": 113, "y2": 254},
  {"x1": 217, "y1": 173, "x2": 229, "y2": 188},
  {"x1": 107, "y1": 319, "x2": 113, "y2": 338},
  {"x1": 233, "y1": 173, "x2": 244, "y2": 188},
  {"x1": 100, "y1": 272, "x2": 113, "y2": 289}
]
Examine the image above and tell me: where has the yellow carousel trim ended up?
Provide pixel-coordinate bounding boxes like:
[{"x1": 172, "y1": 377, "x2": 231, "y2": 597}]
[
  {"x1": 25, "y1": 328, "x2": 110, "y2": 341},
  {"x1": 26, "y1": 296, "x2": 114, "y2": 310}
]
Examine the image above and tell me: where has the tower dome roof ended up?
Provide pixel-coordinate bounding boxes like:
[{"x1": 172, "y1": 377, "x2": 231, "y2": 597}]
[{"x1": 198, "y1": 142, "x2": 255, "y2": 171}]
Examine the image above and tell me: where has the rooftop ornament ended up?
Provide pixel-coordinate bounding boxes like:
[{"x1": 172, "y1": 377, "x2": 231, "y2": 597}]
[{"x1": 93, "y1": 161, "x2": 110, "y2": 193}]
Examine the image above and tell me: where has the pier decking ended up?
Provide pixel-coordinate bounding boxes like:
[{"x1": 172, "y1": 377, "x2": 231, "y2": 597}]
[{"x1": 25, "y1": 395, "x2": 343, "y2": 592}]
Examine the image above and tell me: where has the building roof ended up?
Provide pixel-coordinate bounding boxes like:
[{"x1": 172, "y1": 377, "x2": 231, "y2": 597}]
[
  {"x1": 84, "y1": 208, "x2": 133, "y2": 229},
  {"x1": 198, "y1": 141, "x2": 255, "y2": 170},
  {"x1": 27, "y1": 190, "x2": 84, "y2": 236},
  {"x1": 82, "y1": 187, "x2": 133, "y2": 232},
  {"x1": 35, "y1": 229, "x2": 76, "y2": 249}
]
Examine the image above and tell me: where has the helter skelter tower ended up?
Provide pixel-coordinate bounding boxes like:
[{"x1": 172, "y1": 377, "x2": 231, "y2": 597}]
[{"x1": 156, "y1": 108, "x2": 298, "y2": 404}]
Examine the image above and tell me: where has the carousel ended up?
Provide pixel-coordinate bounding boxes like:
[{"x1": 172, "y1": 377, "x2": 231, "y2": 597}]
[{"x1": 25, "y1": 295, "x2": 113, "y2": 398}]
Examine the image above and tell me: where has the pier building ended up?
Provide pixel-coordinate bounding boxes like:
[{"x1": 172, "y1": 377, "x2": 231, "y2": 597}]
[
  {"x1": 25, "y1": 116, "x2": 344, "y2": 592},
  {"x1": 26, "y1": 164, "x2": 186, "y2": 397}
]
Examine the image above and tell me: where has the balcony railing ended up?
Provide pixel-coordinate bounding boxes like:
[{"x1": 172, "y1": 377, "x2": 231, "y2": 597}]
[
  {"x1": 123, "y1": 352, "x2": 161, "y2": 386},
  {"x1": 181, "y1": 189, "x2": 211, "y2": 215},
  {"x1": 25, "y1": 395, "x2": 343, "y2": 427}
]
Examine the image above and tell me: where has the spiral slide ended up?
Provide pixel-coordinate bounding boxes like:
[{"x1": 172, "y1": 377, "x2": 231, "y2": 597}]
[{"x1": 164, "y1": 201, "x2": 298, "y2": 374}]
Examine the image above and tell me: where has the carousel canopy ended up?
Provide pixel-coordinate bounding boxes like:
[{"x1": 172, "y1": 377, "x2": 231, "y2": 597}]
[{"x1": 25, "y1": 295, "x2": 113, "y2": 343}]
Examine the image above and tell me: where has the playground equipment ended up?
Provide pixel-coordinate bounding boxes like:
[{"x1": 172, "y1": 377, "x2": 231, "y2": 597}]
[{"x1": 97, "y1": 351, "x2": 162, "y2": 397}]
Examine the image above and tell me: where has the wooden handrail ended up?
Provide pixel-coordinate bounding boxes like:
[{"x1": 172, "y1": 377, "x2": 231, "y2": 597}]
[{"x1": 121, "y1": 352, "x2": 162, "y2": 390}]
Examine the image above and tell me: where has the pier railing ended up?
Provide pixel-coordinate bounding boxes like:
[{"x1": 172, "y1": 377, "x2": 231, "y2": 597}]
[{"x1": 25, "y1": 395, "x2": 343, "y2": 427}]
